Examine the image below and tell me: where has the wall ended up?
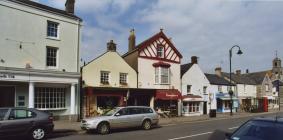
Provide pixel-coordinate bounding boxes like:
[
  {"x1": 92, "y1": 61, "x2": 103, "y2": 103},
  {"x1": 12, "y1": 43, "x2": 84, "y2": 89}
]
[
  {"x1": 137, "y1": 57, "x2": 180, "y2": 90},
  {"x1": 0, "y1": 1, "x2": 81, "y2": 72},
  {"x1": 82, "y1": 51, "x2": 137, "y2": 88},
  {"x1": 237, "y1": 84, "x2": 257, "y2": 98}
]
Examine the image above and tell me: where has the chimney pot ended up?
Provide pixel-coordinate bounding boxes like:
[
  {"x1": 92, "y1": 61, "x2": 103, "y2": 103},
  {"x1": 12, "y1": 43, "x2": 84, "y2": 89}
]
[
  {"x1": 215, "y1": 67, "x2": 222, "y2": 76},
  {"x1": 191, "y1": 56, "x2": 198, "y2": 64},
  {"x1": 107, "y1": 40, "x2": 116, "y2": 52},
  {"x1": 128, "y1": 29, "x2": 136, "y2": 52},
  {"x1": 236, "y1": 70, "x2": 241, "y2": 75},
  {"x1": 65, "y1": 0, "x2": 75, "y2": 14},
  {"x1": 246, "y1": 69, "x2": 249, "y2": 74}
]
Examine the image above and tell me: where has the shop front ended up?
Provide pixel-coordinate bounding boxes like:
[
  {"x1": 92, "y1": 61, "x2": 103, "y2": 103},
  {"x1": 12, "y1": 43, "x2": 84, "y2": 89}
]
[
  {"x1": 182, "y1": 95, "x2": 203, "y2": 116},
  {"x1": 216, "y1": 93, "x2": 238, "y2": 113},
  {"x1": 154, "y1": 89, "x2": 182, "y2": 116}
]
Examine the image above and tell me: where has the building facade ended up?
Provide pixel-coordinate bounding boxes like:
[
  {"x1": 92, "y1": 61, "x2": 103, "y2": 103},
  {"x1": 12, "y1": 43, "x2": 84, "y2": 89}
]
[
  {"x1": 123, "y1": 29, "x2": 183, "y2": 116},
  {"x1": 181, "y1": 56, "x2": 213, "y2": 116},
  {"x1": 0, "y1": 0, "x2": 82, "y2": 120},
  {"x1": 81, "y1": 40, "x2": 138, "y2": 117}
]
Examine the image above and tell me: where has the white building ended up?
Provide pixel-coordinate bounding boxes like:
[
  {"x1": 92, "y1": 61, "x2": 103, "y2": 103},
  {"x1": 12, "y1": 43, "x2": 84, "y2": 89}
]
[
  {"x1": 0, "y1": 0, "x2": 82, "y2": 120},
  {"x1": 180, "y1": 56, "x2": 213, "y2": 116}
]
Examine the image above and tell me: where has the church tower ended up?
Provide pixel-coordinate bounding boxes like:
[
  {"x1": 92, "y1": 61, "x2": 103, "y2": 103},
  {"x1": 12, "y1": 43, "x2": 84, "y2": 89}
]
[{"x1": 272, "y1": 51, "x2": 283, "y2": 80}]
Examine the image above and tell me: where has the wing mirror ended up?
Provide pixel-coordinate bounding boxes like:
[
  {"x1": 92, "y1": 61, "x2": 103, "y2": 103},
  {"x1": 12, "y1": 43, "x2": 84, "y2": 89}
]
[
  {"x1": 225, "y1": 132, "x2": 232, "y2": 139},
  {"x1": 115, "y1": 113, "x2": 121, "y2": 117}
]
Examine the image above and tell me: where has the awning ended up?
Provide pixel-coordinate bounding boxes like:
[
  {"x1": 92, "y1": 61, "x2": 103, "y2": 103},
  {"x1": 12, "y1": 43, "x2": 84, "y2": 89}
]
[
  {"x1": 152, "y1": 61, "x2": 171, "y2": 68},
  {"x1": 182, "y1": 95, "x2": 203, "y2": 102},
  {"x1": 217, "y1": 97, "x2": 238, "y2": 100},
  {"x1": 155, "y1": 89, "x2": 181, "y2": 100}
]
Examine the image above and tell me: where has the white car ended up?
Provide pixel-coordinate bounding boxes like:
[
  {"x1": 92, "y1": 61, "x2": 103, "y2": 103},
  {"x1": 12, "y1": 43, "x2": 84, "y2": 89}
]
[{"x1": 81, "y1": 106, "x2": 159, "y2": 134}]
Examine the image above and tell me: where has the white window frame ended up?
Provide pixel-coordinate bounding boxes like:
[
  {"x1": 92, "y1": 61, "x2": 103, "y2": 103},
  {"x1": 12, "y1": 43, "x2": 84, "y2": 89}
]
[
  {"x1": 188, "y1": 102, "x2": 200, "y2": 113},
  {"x1": 265, "y1": 84, "x2": 269, "y2": 92},
  {"x1": 203, "y1": 86, "x2": 207, "y2": 94},
  {"x1": 47, "y1": 21, "x2": 60, "y2": 40},
  {"x1": 100, "y1": 71, "x2": 110, "y2": 84},
  {"x1": 119, "y1": 73, "x2": 128, "y2": 85},
  {"x1": 157, "y1": 46, "x2": 164, "y2": 58},
  {"x1": 34, "y1": 87, "x2": 66, "y2": 110},
  {"x1": 154, "y1": 67, "x2": 170, "y2": 85},
  {"x1": 218, "y1": 85, "x2": 222, "y2": 93},
  {"x1": 187, "y1": 85, "x2": 191, "y2": 94},
  {"x1": 46, "y1": 47, "x2": 59, "y2": 69}
]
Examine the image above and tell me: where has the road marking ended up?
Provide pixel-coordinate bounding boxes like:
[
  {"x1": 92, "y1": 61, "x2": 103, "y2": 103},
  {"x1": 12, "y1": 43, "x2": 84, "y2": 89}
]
[
  {"x1": 161, "y1": 124, "x2": 178, "y2": 127},
  {"x1": 168, "y1": 132, "x2": 213, "y2": 140},
  {"x1": 228, "y1": 126, "x2": 239, "y2": 130}
]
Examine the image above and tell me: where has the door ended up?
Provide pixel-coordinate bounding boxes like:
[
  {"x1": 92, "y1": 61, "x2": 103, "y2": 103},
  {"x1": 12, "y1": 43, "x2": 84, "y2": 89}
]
[
  {"x1": 0, "y1": 86, "x2": 15, "y2": 107},
  {"x1": 203, "y1": 102, "x2": 207, "y2": 114},
  {"x1": 110, "y1": 108, "x2": 131, "y2": 128},
  {"x1": 128, "y1": 108, "x2": 144, "y2": 127},
  {"x1": 0, "y1": 109, "x2": 36, "y2": 136}
]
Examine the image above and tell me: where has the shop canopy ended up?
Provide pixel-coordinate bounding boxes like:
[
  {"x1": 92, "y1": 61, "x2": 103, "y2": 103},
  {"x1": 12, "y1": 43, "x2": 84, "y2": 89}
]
[
  {"x1": 182, "y1": 95, "x2": 203, "y2": 102},
  {"x1": 217, "y1": 97, "x2": 238, "y2": 100},
  {"x1": 155, "y1": 89, "x2": 182, "y2": 100}
]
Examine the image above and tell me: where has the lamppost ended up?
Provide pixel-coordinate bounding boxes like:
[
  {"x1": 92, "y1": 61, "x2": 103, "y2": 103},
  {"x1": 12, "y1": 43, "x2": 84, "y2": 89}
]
[{"x1": 229, "y1": 45, "x2": 243, "y2": 116}]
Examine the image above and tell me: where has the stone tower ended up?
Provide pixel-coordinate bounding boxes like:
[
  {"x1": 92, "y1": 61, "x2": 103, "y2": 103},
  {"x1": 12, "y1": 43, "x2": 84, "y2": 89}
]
[{"x1": 272, "y1": 53, "x2": 283, "y2": 80}]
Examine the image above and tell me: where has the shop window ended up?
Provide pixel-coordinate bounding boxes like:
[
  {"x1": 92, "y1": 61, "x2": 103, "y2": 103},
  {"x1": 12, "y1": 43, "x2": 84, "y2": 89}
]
[
  {"x1": 188, "y1": 102, "x2": 200, "y2": 113},
  {"x1": 155, "y1": 67, "x2": 170, "y2": 84},
  {"x1": 187, "y1": 85, "x2": 191, "y2": 94},
  {"x1": 224, "y1": 100, "x2": 230, "y2": 109},
  {"x1": 100, "y1": 71, "x2": 110, "y2": 84},
  {"x1": 17, "y1": 96, "x2": 25, "y2": 107},
  {"x1": 47, "y1": 21, "x2": 59, "y2": 38},
  {"x1": 157, "y1": 46, "x2": 164, "y2": 58},
  {"x1": 34, "y1": 87, "x2": 66, "y2": 109},
  {"x1": 119, "y1": 73, "x2": 127, "y2": 85}
]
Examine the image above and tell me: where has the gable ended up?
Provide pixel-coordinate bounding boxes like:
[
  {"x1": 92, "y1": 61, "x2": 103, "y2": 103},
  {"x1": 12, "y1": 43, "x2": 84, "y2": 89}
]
[{"x1": 137, "y1": 31, "x2": 182, "y2": 64}]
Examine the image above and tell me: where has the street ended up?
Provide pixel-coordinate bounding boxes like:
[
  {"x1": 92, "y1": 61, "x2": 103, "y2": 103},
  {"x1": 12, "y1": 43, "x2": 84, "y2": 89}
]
[{"x1": 49, "y1": 112, "x2": 283, "y2": 140}]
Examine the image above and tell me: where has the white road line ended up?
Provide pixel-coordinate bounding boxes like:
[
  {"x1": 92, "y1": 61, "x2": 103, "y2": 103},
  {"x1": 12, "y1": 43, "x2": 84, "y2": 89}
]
[
  {"x1": 228, "y1": 126, "x2": 239, "y2": 130},
  {"x1": 168, "y1": 132, "x2": 213, "y2": 140},
  {"x1": 161, "y1": 124, "x2": 178, "y2": 127}
]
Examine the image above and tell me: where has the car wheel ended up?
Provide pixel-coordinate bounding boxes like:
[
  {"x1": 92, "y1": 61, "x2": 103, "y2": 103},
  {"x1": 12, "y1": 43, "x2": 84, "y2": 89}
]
[
  {"x1": 31, "y1": 127, "x2": 46, "y2": 140},
  {"x1": 97, "y1": 122, "x2": 110, "y2": 135},
  {"x1": 142, "y1": 120, "x2": 152, "y2": 130}
]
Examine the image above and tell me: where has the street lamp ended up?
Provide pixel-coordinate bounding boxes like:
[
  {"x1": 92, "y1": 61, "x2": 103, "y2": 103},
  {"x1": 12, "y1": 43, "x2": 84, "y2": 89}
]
[{"x1": 229, "y1": 45, "x2": 243, "y2": 116}]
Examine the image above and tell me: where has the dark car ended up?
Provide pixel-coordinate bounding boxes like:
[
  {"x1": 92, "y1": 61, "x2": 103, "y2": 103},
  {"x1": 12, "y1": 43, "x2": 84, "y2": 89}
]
[
  {"x1": 0, "y1": 107, "x2": 54, "y2": 140},
  {"x1": 209, "y1": 117, "x2": 283, "y2": 140}
]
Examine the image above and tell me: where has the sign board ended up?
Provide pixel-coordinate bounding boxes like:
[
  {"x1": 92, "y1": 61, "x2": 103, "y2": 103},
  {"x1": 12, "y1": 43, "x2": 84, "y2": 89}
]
[{"x1": 0, "y1": 73, "x2": 15, "y2": 79}]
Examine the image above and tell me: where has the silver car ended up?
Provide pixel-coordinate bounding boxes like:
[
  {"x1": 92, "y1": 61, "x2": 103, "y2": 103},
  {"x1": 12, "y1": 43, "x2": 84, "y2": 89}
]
[{"x1": 81, "y1": 106, "x2": 159, "y2": 134}]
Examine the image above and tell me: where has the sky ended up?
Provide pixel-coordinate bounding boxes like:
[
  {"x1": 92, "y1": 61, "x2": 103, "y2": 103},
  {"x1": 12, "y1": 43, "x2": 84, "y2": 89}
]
[{"x1": 36, "y1": 0, "x2": 283, "y2": 74}]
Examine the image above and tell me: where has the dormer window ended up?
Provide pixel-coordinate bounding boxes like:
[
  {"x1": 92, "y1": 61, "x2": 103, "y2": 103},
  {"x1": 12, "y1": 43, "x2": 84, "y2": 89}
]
[{"x1": 157, "y1": 46, "x2": 164, "y2": 58}]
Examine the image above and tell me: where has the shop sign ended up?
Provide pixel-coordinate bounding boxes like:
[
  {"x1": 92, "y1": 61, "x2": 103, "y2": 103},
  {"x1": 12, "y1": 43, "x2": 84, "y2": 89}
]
[{"x1": 0, "y1": 73, "x2": 15, "y2": 79}]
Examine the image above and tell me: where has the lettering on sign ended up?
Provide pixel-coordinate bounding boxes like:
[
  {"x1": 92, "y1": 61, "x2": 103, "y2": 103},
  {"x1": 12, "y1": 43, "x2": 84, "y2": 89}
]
[{"x1": 0, "y1": 73, "x2": 15, "y2": 79}]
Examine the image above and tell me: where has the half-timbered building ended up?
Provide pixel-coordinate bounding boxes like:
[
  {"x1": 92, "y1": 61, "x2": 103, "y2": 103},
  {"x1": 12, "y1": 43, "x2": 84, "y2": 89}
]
[{"x1": 123, "y1": 29, "x2": 183, "y2": 116}]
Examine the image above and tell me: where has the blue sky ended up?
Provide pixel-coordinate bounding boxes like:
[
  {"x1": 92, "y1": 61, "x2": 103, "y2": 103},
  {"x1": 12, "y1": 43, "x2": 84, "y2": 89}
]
[{"x1": 37, "y1": 0, "x2": 283, "y2": 73}]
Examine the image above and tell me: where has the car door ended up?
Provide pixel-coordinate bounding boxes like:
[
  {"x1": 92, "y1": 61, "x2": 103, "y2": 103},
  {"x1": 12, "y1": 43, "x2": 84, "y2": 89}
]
[
  {"x1": 0, "y1": 109, "x2": 36, "y2": 136},
  {"x1": 0, "y1": 108, "x2": 10, "y2": 137},
  {"x1": 128, "y1": 108, "x2": 144, "y2": 127},
  {"x1": 110, "y1": 108, "x2": 131, "y2": 128}
]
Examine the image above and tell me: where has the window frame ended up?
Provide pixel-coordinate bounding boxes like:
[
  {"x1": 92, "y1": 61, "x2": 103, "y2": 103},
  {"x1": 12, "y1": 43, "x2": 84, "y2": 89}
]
[
  {"x1": 119, "y1": 73, "x2": 128, "y2": 85},
  {"x1": 47, "y1": 21, "x2": 59, "y2": 39},
  {"x1": 187, "y1": 85, "x2": 192, "y2": 94},
  {"x1": 46, "y1": 46, "x2": 59, "y2": 69},
  {"x1": 154, "y1": 67, "x2": 170, "y2": 85},
  {"x1": 157, "y1": 45, "x2": 165, "y2": 58},
  {"x1": 34, "y1": 87, "x2": 66, "y2": 110},
  {"x1": 203, "y1": 86, "x2": 207, "y2": 94},
  {"x1": 100, "y1": 71, "x2": 110, "y2": 84},
  {"x1": 8, "y1": 109, "x2": 36, "y2": 120}
]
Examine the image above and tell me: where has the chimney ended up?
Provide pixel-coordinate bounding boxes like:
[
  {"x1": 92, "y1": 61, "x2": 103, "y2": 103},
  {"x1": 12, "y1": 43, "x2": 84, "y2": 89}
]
[
  {"x1": 246, "y1": 69, "x2": 249, "y2": 74},
  {"x1": 107, "y1": 40, "x2": 116, "y2": 52},
  {"x1": 65, "y1": 0, "x2": 75, "y2": 14},
  {"x1": 128, "y1": 29, "x2": 136, "y2": 52},
  {"x1": 215, "y1": 67, "x2": 222, "y2": 77},
  {"x1": 191, "y1": 56, "x2": 198, "y2": 64},
  {"x1": 236, "y1": 70, "x2": 241, "y2": 75}
]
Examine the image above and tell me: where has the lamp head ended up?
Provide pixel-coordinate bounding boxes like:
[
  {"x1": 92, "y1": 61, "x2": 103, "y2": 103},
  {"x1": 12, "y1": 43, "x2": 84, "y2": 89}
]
[{"x1": 237, "y1": 49, "x2": 243, "y2": 55}]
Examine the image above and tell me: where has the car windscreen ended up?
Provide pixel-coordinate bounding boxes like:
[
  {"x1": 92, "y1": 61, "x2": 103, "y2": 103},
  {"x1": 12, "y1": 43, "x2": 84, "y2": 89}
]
[
  {"x1": 0, "y1": 109, "x2": 9, "y2": 121},
  {"x1": 231, "y1": 120, "x2": 283, "y2": 140}
]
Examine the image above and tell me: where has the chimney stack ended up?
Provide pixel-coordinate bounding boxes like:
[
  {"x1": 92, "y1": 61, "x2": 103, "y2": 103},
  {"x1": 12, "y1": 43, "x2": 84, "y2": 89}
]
[
  {"x1": 107, "y1": 40, "x2": 116, "y2": 52},
  {"x1": 236, "y1": 70, "x2": 241, "y2": 75},
  {"x1": 191, "y1": 56, "x2": 198, "y2": 64},
  {"x1": 65, "y1": 0, "x2": 75, "y2": 14},
  {"x1": 215, "y1": 67, "x2": 222, "y2": 77},
  {"x1": 128, "y1": 29, "x2": 136, "y2": 52},
  {"x1": 246, "y1": 69, "x2": 249, "y2": 74}
]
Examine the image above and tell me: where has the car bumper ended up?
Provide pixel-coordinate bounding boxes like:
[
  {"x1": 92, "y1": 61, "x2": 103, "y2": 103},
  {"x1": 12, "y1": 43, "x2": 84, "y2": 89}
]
[{"x1": 81, "y1": 123, "x2": 97, "y2": 130}]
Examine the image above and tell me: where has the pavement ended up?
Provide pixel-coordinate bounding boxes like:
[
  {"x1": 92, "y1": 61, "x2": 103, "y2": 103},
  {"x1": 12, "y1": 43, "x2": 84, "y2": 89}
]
[
  {"x1": 50, "y1": 110, "x2": 283, "y2": 140},
  {"x1": 53, "y1": 110, "x2": 282, "y2": 132}
]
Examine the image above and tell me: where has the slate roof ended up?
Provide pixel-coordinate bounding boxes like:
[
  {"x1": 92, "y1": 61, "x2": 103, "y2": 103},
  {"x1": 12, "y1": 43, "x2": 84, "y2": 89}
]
[
  {"x1": 9, "y1": 0, "x2": 82, "y2": 21},
  {"x1": 242, "y1": 71, "x2": 270, "y2": 85},
  {"x1": 205, "y1": 73, "x2": 235, "y2": 86},
  {"x1": 180, "y1": 63, "x2": 193, "y2": 77},
  {"x1": 222, "y1": 72, "x2": 258, "y2": 85}
]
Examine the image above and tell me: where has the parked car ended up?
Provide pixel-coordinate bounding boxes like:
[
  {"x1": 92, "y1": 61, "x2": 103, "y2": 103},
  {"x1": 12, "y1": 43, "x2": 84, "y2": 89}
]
[
  {"x1": 0, "y1": 107, "x2": 54, "y2": 140},
  {"x1": 81, "y1": 106, "x2": 159, "y2": 134},
  {"x1": 209, "y1": 117, "x2": 283, "y2": 140}
]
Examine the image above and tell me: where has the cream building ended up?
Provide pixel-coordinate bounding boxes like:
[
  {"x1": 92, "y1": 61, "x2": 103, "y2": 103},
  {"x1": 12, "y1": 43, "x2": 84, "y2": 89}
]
[{"x1": 0, "y1": 0, "x2": 82, "y2": 120}]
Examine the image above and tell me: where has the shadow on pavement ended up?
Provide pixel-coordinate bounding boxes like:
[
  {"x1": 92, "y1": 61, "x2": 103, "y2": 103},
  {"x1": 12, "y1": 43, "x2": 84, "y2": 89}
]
[
  {"x1": 84, "y1": 126, "x2": 161, "y2": 135},
  {"x1": 47, "y1": 129, "x2": 78, "y2": 139}
]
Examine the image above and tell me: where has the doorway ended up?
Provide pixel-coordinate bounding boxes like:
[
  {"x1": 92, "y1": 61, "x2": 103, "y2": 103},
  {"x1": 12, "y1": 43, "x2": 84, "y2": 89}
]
[
  {"x1": 203, "y1": 102, "x2": 207, "y2": 114},
  {"x1": 0, "y1": 86, "x2": 15, "y2": 107}
]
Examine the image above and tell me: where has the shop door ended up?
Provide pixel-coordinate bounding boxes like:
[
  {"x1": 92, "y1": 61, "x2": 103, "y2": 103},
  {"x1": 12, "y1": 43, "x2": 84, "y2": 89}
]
[
  {"x1": 0, "y1": 86, "x2": 15, "y2": 107},
  {"x1": 203, "y1": 102, "x2": 207, "y2": 114}
]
